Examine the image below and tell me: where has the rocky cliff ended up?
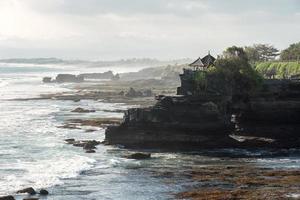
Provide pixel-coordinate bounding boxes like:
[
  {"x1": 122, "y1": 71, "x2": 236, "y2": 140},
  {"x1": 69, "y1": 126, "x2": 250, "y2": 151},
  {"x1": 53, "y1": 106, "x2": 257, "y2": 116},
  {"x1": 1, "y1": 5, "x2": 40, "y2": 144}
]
[{"x1": 105, "y1": 68, "x2": 300, "y2": 150}]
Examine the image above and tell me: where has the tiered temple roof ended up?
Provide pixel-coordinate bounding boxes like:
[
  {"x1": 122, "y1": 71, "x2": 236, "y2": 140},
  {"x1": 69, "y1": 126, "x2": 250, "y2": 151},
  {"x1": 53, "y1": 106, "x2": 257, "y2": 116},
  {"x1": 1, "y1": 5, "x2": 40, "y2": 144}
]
[{"x1": 189, "y1": 52, "x2": 216, "y2": 70}]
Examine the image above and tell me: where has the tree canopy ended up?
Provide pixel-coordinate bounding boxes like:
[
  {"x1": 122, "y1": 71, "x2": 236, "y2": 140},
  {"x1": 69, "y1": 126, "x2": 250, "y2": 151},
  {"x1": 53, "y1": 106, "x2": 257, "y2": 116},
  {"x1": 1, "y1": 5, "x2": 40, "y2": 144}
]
[
  {"x1": 280, "y1": 42, "x2": 300, "y2": 61},
  {"x1": 244, "y1": 44, "x2": 279, "y2": 63},
  {"x1": 207, "y1": 46, "x2": 263, "y2": 96}
]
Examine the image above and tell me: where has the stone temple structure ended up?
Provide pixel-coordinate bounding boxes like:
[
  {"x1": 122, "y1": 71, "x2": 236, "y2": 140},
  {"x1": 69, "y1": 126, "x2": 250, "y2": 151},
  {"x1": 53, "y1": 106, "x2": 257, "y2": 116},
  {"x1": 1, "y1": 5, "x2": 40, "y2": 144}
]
[{"x1": 177, "y1": 53, "x2": 216, "y2": 95}]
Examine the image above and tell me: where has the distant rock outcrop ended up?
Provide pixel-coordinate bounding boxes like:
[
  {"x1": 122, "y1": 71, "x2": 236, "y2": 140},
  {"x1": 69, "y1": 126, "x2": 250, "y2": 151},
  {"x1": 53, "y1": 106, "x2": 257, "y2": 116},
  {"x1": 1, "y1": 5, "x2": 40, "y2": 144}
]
[
  {"x1": 55, "y1": 74, "x2": 84, "y2": 83},
  {"x1": 43, "y1": 71, "x2": 120, "y2": 83},
  {"x1": 124, "y1": 88, "x2": 154, "y2": 98},
  {"x1": 71, "y1": 107, "x2": 96, "y2": 113},
  {"x1": 78, "y1": 71, "x2": 114, "y2": 80}
]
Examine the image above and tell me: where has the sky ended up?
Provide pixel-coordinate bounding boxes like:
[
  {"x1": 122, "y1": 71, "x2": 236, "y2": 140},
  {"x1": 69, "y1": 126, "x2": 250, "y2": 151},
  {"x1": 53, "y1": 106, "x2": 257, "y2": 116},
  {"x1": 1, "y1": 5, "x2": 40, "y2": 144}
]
[{"x1": 0, "y1": 0, "x2": 299, "y2": 60}]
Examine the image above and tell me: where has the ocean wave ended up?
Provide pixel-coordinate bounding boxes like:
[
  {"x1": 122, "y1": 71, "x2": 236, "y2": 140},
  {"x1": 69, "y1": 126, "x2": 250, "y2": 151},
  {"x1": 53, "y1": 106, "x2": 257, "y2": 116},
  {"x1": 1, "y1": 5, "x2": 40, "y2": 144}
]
[{"x1": 0, "y1": 155, "x2": 96, "y2": 196}]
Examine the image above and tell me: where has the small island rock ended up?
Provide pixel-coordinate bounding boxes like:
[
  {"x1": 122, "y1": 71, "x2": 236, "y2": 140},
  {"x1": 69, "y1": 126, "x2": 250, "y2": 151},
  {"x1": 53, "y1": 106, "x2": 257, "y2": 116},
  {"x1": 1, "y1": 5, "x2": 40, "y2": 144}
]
[
  {"x1": 16, "y1": 187, "x2": 36, "y2": 195},
  {"x1": 126, "y1": 153, "x2": 151, "y2": 160},
  {"x1": 0, "y1": 196, "x2": 15, "y2": 200}
]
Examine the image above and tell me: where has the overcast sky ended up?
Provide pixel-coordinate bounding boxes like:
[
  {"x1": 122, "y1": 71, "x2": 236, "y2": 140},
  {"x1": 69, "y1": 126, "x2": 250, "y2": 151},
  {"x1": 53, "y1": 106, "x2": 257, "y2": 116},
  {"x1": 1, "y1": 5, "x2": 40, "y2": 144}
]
[{"x1": 0, "y1": 0, "x2": 299, "y2": 60}]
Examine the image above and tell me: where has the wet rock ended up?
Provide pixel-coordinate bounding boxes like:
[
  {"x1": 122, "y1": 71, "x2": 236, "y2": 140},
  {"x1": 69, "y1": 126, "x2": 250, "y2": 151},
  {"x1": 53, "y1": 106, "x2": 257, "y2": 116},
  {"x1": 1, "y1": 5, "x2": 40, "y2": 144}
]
[
  {"x1": 83, "y1": 142, "x2": 97, "y2": 150},
  {"x1": 72, "y1": 142, "x2": 85, "y2": 147},
  {"x1": 55, "y1": 74, "x2": 84, "y2": 83},
  {"x1": 72, "y1": 140, "x2": 100, "y2": 149},
  {"x1": 23, "y1": 198, "x2": 39, "y2": 200},
  {"x1": 85, "y1": 129, "x2": 97, "y2": 133},
  {"x1": 126, "y1": 153, "x2": 151, "y2": 160},
  {"x1": 71, "y1": 107, "x2": 96, "y2": 113},
  {"x1": 65, "y1": 138, "x2": 75, "y2": 144},
  {"x1": 85, "y1": 150, "x2": 96, "y2": 153},
  {"x1": 42, "y1": 77, "x2": 52, "y2": 83},
  {"x1": 17, "y1": 187, "x2": 36, "y2": 195},
  {"x1": 39, "y1": 189, "x2": 49, "y2": 195},
  {"x1": 0, "y1": 196, "x2": 15, "y2": 200}
]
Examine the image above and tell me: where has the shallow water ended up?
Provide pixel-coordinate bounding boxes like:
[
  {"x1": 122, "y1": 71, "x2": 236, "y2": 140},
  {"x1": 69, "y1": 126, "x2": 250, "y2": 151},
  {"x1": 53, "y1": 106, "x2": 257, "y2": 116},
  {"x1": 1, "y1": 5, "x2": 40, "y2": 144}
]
[{"x1": 0, "y1": 63, "x2": 299, "y2": 199}]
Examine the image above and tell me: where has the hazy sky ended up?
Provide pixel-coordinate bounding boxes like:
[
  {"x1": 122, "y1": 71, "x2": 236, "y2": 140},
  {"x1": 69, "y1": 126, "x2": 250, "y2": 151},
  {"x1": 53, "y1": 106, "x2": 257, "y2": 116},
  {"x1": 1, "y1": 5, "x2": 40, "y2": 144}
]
[{"x1": 0, "y1": 0, "x2": 299, "y2": 60}]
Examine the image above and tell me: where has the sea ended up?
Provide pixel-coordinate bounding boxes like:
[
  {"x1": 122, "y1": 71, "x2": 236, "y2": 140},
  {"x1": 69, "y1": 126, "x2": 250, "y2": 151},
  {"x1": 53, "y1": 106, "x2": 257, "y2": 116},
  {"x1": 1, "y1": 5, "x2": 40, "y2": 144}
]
[{"x1": 0, "y1": 63, "x2": 300, "y2": 200}]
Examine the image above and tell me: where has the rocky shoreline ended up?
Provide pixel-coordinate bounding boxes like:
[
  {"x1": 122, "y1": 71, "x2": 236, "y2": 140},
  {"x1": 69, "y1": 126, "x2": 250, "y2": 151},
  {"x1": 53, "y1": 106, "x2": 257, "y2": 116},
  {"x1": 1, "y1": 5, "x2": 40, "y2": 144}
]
[
  {"x1": 4, "y1": 67, "x2": 300, "y2": 199},
  {"x1": 105, "y1": 74, "x2": 300, "y2": 150}
]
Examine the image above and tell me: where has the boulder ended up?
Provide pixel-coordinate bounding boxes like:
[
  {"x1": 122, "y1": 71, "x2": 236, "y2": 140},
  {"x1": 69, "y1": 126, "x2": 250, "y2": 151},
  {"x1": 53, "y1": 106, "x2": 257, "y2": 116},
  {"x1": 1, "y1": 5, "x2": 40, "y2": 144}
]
[
  {"x1": 42, "y1": 77, "x2": 52, "y2": 83},
  {"x1": 0, "y1": 196, "x2": 15, "y2": 200},
  {"x1": 71, "y1": 107, "x2": 96, "y2": 113},
  {"x1": 72, "y1": 140, "x2": 100, "y2": 149},
  {"x1": 65, "y1": 138, "x2": 75, "y2": 144},
  {"x1": 39, "y1": 189, "x2": 49, "y2": 195},
  {"x1": 85, "y1": 150, "x2": 96, "y2": 153},
  {"x1": 83, "y1": 142, "x2": 97, "y2": 150},
  {"x1": 23, "y1": 198, "x2": 39, "y2": 200},
  {"x1": 16, "y1": 187, "x2": 36, "y2": 195},
  {"x1": 126, "y1": 153, "x2": 151, "y2": 160}
]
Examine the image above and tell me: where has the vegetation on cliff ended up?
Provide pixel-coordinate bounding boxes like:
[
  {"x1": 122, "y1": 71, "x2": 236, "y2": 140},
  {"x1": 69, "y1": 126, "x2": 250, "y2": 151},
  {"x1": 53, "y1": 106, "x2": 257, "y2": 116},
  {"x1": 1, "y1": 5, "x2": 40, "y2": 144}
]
[
  {"x1": 255, "y1": 61, "x2": 300, "y2": 79},
  {"x1": 199, "y1": 46, "x2": 263, "y2": 96}
]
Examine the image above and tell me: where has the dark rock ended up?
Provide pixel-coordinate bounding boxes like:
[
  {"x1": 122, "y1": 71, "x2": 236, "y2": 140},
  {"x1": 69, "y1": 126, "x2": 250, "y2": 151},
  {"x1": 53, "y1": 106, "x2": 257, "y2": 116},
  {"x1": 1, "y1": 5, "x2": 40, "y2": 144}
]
[
  {"x1": 78, "y1": 71, "x2": 114, "y2": 80},
  {"x1": 83, "y1": 142, "x2": 97, "y2": 150},
  {"x1": 65, "y1": 138, "x2": 75, "y2": 144},
  {"x1": 0, "y1": 196, "x2": 15, "y2": 200},
  {"x1": 126, "y1": 153, "x2": 151, "y2": 160},
  {"x1": 85, "y1": 129, "x2": 97, "y2": 132},
  {"x1": 71, "y1": 107, "x2": 96, "y2": 113},
  {"x1": 42, "y1": 77, "x2": 52, "y2": 83},
  {"x1": 39, "y1": 189, "x2": 49, "y2": 195},
  {"x1": 55, "y1": 74, "x2": 84, "y2": 83},
  {"x1": 73, "y1": 140, "x2": 100, "y2": 149},
  {"x1": 17, "y1": 187, "x2": 36, "y2": 195},
  {"x1": 23, "y1": 198, "x2": 39, "y2": 200},
  {"x1": 85, "y1": 150, "x2": 96, "y2": 153},
  {"x1": 73, "y1": 142, "x2": 85, "y2": 147}
]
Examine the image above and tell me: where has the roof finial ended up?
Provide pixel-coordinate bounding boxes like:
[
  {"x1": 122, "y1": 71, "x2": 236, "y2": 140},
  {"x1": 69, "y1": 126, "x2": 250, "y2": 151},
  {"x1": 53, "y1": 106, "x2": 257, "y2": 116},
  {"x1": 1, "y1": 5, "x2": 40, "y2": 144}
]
[{"x1": 208, "y1": 50, "x2": 211, "y2": 55}]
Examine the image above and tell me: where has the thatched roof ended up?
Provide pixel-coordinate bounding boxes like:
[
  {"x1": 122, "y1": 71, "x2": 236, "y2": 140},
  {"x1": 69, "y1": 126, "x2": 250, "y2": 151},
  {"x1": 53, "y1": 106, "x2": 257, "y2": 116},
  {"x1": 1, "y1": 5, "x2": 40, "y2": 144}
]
[
  {"x1": 189, "y1": 57, "x2": 204, "y2": 68},
  {"x1": 201, "y1": 54, "x2": 216, "y2": 67}
]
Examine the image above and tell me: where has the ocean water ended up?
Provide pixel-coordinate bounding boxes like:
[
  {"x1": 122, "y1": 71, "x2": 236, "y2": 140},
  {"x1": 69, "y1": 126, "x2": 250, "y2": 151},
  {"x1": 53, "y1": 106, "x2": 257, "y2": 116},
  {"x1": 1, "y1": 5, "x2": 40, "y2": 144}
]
[{"x1": 0, "y1": 63, "x2": 299, "y2": 200}]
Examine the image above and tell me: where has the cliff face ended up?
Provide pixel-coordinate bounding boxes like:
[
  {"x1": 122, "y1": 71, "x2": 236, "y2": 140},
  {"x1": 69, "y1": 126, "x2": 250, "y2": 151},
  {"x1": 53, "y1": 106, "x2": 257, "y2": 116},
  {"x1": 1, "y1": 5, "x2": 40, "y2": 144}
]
[
  {"x1": 234, "y1": 79, "x2": 300, "y2": 147},
  {"x1": 106, "y1": 95, "x2": 237, "y2": 149},
  {"x1": 105, "y1": 69, "x2": 300, "y2": 149}
]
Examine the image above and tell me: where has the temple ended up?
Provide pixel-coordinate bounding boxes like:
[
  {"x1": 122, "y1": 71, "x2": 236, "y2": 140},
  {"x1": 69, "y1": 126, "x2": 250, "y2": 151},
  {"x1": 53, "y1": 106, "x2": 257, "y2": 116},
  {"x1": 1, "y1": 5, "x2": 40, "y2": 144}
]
[{"x1": 177, "y1": 53, "x2": 216, "y2": 95}]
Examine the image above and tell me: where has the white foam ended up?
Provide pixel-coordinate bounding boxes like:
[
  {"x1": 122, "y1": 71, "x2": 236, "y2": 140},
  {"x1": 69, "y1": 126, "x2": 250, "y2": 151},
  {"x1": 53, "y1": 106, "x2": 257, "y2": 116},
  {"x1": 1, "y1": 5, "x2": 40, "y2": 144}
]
[
  {"x1": 0, "y1": 155, "x2": 96, "y2": 195},
  {"x1": 109, "y1": 158, "x2": 143, "y2": 169}
]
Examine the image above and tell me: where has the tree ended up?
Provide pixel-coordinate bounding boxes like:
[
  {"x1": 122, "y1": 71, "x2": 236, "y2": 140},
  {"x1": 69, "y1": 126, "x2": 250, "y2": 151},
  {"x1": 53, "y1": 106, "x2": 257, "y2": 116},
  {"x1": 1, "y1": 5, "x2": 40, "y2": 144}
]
[
  {"x1": 244, "y1": 44, "x2": 279, "y2": 62},
  {"x1": 244, "y1": 46, "x2": 260, "y2": 63},
  {"x1": 223, "y1": 46, "x2": 248, "y2": 61},
  {"x1": 209, "y1": 46, "x2": 263, "y2": 96},
  {"x1": 280, "y1": 42, "x2": 300, "y2": 61}
]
